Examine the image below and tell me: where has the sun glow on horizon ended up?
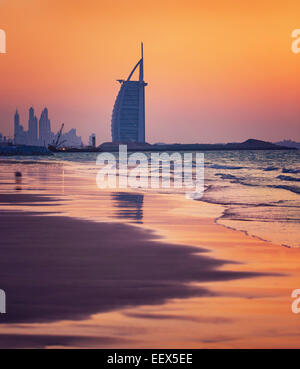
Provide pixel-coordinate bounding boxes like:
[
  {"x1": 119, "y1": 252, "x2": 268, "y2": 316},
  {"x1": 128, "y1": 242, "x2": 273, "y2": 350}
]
[{"x1": 0, "y1": 0, "x2": 300, "y2": 144}]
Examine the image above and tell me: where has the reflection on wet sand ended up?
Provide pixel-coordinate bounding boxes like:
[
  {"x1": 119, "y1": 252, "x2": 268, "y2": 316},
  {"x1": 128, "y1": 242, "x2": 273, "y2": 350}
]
[
  {"x1": 15, "y1": 171, "x2": 22, "y2": 191},
  {"x1": 111, "y1": 192, "x2": 144, "y2": 223}
]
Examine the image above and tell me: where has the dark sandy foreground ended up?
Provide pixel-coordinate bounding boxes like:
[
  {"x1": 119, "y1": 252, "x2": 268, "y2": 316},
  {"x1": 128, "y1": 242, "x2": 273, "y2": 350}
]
[{"x1": 0, "y1": 194, "x2": 261, "y2": 326}]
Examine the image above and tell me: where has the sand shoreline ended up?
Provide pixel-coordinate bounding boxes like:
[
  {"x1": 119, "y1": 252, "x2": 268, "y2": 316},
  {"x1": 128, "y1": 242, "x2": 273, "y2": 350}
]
[{"x1": 0, "y1": 178, "x2": 299, "y2": 348}]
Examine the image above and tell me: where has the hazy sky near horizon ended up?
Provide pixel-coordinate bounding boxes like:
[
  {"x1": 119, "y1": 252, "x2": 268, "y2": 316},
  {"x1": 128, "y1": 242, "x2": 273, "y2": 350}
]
[{"x1": 0, "y1": 0, "x2": 300, "y2": 144}]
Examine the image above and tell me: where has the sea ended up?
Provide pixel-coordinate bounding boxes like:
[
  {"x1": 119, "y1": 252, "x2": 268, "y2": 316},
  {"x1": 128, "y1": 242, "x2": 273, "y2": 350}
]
[{"x1": 0, "y1": 149, "x2": 299, "y2": 248}]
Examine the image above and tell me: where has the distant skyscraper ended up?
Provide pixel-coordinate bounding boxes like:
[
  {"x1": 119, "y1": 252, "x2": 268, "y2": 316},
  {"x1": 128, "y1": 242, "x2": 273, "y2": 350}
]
[
  {"x1": 111, "y1": 43, "x2": 147, "y2": 143},
  {"x1": 61, "y1": 128, "x2": 82, "y2": 148},
  {"x1": 39, "y1": 108, "x2": 51, "y2": 146},
  {"x1": 89, "y1": 133, "x2": 96, "y2": 147},
  {"x1": 28, "y1": 107, "x2": 38, "y2": 145},
  {"x1": 14, "y1": 109, "x2": 27, "y2": 145},
  {"x1": 13, "y1": 107, "x2": 81, "y2": 148},
  {"x1": 14, "y1": 109, "x2": 20, "y2": 143}
]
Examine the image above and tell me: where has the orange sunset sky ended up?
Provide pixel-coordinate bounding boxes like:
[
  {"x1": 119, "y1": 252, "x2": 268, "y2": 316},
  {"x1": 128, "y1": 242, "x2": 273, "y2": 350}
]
[{"x1": 0, "y1": 0, "x2": 300, "y2": 144}]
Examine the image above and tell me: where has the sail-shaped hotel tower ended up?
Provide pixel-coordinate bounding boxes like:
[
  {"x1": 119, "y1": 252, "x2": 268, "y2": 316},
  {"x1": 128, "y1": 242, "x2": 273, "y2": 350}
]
[{"x1": 111, "y1": 43, "x2": 147, "y2": 143}]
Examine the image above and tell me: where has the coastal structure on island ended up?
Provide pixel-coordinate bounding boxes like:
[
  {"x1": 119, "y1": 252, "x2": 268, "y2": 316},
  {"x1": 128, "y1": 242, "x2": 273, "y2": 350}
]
[{"x1": 111, "y1": 43, "x2": 147, "y2": 143}]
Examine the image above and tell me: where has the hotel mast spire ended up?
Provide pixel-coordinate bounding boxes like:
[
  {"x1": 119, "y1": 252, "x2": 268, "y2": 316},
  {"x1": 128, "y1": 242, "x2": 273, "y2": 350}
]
[{"x1": 139, "y1": 42, "x2": 144, "y2": 82}]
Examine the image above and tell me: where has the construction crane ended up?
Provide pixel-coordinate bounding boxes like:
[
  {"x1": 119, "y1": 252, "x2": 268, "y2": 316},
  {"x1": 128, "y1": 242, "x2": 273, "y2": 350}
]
[
  {"x1": 48, "y1": 123, "x2": 66, "y2": 152},
  {"x1": 55, "y1": 123, "x2": 65, "y2": 147}
]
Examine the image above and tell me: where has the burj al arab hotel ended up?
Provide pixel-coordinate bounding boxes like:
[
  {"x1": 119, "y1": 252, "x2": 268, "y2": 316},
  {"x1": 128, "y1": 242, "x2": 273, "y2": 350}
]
[{"x1": 111, "y1": 43, "x2": 147, "y2": 143}]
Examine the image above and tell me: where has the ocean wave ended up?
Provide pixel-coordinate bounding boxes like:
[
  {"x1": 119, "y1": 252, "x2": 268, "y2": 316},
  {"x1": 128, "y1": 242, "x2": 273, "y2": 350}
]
[
  {"x1": 214, "y1": 173, "x2": 239, "y2": 180},
  {"x1": 208, "y1": 164, "x2": 245, "y2": 170},
  {"x1": 0, "y1": 160, "x2": 58, "y2": 165},
  {"x1": 269, "y1": 185, "x2": 300, "y2": 194},
  {"x1": 282, "y1": 168, "x2": 300, "y2": 174},
  {"x1": 263, "y1": 166, "x2": 279, "y2": 171},
  {"x1": 277, "y1": 175, "x2": 300, "y2": 182}
]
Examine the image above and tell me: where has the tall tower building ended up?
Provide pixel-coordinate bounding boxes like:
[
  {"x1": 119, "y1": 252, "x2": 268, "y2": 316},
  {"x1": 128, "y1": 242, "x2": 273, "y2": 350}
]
[
  {"x1": 14, "y1": 109, "x2": 20, "y2": 144},
  {"x1": 111, "y1": 43, "x2": 147, "y2": 143},
  {"x1": 28, "y1": 107, "x2": 38, "y2": 145},
  {"x1": 39, "y1": 108, "x2": 51, "y2": 146}
]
